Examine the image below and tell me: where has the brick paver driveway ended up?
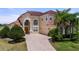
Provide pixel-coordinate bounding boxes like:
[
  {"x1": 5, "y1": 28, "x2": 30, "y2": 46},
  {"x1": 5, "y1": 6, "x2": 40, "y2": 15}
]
[{"x1": 25, "y1": 33, "x2": 55, "y2": 51}]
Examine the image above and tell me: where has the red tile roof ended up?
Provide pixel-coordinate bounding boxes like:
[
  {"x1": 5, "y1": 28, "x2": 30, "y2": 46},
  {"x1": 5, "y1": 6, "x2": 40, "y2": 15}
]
[
  {"x1": 27, "y1": 11, "x2": 43, "y2": 16},
  {"x1": 9, "y1": 10, "x2": 56, "y2": 25},
  {"x1": 26, "y1": 10, "x2": 56, "y2": 16},
  {"x1": 44, "y1": 10, "x2": 56, "y2": 15}
]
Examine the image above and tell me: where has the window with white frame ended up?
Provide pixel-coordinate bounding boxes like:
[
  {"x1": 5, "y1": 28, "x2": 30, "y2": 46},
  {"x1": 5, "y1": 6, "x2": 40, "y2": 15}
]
[{"x1": 33, "y1": 20, "x2": 39, "y2": 32}]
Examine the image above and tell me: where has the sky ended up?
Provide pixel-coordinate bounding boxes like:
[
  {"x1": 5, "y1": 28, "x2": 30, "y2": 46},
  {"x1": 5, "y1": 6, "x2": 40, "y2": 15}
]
[{"x1": 0, "y1": 8, "x2": 79, "y2": 24}]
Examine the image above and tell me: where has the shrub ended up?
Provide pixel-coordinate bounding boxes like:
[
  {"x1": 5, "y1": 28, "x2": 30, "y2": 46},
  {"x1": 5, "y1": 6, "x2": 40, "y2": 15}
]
[
  {"x1": 70, "y1": 33, "x2": 78, "y2": 41},
  {"x1": 48, "y1": 28, "x2": 63, "y2": 41},
  {"x1": 8, "y1": 25, "x2": 25, "y2": 42},
  {"x1": 0, "y1": 25, "x2": 10, "y2": 38},
  {"x1": 48, "y1": 28, "x2": 57, "y2": 37}
]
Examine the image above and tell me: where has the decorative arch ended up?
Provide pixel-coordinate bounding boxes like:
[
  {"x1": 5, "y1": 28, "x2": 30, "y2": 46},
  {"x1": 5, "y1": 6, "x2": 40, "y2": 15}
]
[
  {"x1": 23, "y1": 18, "x2": 30, "y2": 27},
  {"x1": 23, "y1": 18, "x2": 30, "y2": 34},
  {"x1": 24, "y1": 20, "x2": 30, "y2": 26}
]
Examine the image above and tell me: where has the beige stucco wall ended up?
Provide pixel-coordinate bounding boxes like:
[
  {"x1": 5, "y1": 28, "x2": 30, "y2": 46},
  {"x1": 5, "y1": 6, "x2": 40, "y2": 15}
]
[
  {"x1": 29, "y1": 16, "x2": 40, "y2": 33},
  {"x1": 18, "y1": 13, "x2": 40, "y2": 33},
  {"x1": 39, "y1": 14, "x2": 55, "y2": 35},
  {"x1": 11, "y1": 12, "x2": 56, "y2": 35}
]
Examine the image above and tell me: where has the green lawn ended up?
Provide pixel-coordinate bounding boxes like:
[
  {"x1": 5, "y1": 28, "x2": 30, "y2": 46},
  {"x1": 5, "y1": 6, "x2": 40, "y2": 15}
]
[
  {"x1": 51, "y1": 40, "x2": 79, "y2": 51},
  {"x1": 0, "y1": 39, "x2": 27, "y2": 51}
]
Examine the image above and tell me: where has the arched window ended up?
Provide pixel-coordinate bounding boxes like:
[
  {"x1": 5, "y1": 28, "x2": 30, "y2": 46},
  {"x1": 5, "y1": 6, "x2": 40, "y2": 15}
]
[
  {"x1": 24, "y1": 20, "x2": 29, "y2": 26},
  {"x1": 33, "y1": 20, "x2": 38, "y2": 25}
]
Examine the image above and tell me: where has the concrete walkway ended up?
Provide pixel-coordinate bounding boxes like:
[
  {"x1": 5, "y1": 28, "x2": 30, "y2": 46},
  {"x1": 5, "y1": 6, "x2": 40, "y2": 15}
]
[{"x1": 25, "y1": 33, "x2": 56, "y2": 51}]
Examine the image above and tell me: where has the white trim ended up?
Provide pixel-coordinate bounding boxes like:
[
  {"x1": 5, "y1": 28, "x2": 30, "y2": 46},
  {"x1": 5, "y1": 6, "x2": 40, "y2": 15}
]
[
  {"x1": 23, "y1": 17, "x2": 33, "y2": 33},
  {"x1": 23, "y1": 17, "x2": 30, "y2": 27},
  {"x1": 23, "y1": 17, "x2": 40, "y2": 33},
  {"x1": 32, "y1": 19, "x2": 39, "y2": 33}
]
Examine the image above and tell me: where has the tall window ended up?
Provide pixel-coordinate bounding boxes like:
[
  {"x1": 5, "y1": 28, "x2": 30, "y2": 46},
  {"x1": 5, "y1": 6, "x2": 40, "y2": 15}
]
[
  {"x1": 33, "y1": 20, "x2": 39, "y2": 32},
  {"x1": 33, "y1": 20, "x2": 38, "y2": 25}
]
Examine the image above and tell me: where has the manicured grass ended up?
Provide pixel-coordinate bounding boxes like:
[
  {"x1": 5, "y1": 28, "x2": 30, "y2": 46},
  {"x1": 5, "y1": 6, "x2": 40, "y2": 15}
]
[
  {"x1": 51, "y1": 40, "x2": 79, "y2": 51},
  {"x1": 0, "y1": 39, "x2": 27, "y2": 51}
]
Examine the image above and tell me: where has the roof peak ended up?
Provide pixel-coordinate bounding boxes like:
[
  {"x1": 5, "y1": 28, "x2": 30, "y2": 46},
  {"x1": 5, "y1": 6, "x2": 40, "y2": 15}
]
[
  {"x1": 26, "y1": 10, "x2": 56, "y2": 16},
  {"x1": 27, "y1": 11, "x2": 43, "y2": 13},
  {"x1": 44, "y1": 10, "x2": 56, "y2": 14}
]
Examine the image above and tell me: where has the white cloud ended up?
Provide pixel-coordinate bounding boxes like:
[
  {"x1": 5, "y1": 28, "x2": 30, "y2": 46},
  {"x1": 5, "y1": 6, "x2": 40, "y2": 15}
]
[{"x1": 0, "y1": 15, "x2": 19, "y2": 24}]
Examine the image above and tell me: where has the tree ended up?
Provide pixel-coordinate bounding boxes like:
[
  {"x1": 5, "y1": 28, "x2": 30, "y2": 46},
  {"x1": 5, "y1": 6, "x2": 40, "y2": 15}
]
[
  {"x1": 48, "y1": 28, "x2": 63, "y2": 41},
  {"x1": 55, "y1": 8, "x2": 71, "y2": 36},
  {"x1": 54, "y1": 8, "x2": 79, "y2": 40},
  {"x1": 8, "y1": 25, "x2": 25, "y2": 43},
  {"x1": 0, "y1": 25, "x2": 10, "y2": 38}
]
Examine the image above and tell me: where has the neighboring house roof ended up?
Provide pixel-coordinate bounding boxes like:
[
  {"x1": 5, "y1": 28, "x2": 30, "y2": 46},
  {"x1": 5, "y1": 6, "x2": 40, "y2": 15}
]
[{"x1": 9, "y1": 20, "x2": 21, "y2": 26}]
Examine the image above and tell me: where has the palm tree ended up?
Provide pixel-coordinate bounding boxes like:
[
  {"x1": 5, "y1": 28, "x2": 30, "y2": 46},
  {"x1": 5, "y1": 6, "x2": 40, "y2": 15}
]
[
  {"x1": 67, "y1": 13, "x2": 79, "y2": 40},
  {"x1": 55, "y1": 8, "x2": 71, "y2": 35},
  {"x1": 54, "y1": 8, "x2": 79, "y2": 40}
]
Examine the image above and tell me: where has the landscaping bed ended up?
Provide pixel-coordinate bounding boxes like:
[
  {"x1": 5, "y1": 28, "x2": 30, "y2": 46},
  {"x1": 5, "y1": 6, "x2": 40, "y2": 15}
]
[
  {"x1": 0, "y1": 24, "x2": 27, "y2": 51},
  {"x1": 0, "y1": 39, "x2": 27, "y2": 51},
  {"x1": 51, "y1": 40, "x2": 79, "y2": 51}
]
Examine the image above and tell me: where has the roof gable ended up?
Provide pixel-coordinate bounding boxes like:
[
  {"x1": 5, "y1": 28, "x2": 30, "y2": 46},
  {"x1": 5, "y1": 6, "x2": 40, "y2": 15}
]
[
  {"x1": 43, "y1": 10, "x2": 56, "y2": 15},
  {"x1": 27, "y1": 11, "x2": 43, "y2": 16},
  {"x1": 26, "y1": 10, "x2": 56, "y2": 16}
]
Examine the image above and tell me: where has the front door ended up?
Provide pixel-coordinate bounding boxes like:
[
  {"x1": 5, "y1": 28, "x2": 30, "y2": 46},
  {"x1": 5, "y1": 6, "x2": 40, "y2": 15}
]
[
  {"x1": 24, "y1": 20, "x2": 30, "y2": 34},
  {"x1": 24, "y1": 27, "x2": 29, "y2": 34}
]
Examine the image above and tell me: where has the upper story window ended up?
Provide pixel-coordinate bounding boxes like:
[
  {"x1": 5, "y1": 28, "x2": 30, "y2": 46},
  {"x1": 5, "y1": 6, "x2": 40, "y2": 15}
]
[
  {"x1": 33, "y1": 20, "x2": 38, "y2": 25},
  {"x1": 46, "y1": 16, "x2": 52, "y2": 21}
]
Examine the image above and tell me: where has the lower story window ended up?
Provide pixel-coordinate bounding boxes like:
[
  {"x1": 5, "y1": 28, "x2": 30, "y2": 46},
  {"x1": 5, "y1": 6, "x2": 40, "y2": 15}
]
[{"x1": 33, "y1": 27, "x2": 38, "y2": 32}]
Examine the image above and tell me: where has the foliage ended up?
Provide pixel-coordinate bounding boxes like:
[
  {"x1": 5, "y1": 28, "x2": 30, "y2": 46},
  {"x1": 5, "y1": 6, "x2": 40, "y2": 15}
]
[
  {"x1": 51, "y1": 40, "x2": 79, "y2": 51},
  {"x1": 48, "y1": 28, "x2": 63, "y2": 41},
  {"x1": 52, "y1": 8, "x2": 79, "y2": 41},
  {"x1": 7, "y1": 25, "x2": 25, "y2": 42},
  {"x1": 0, "y1": 25, "x2": 10, "y2": 38}
]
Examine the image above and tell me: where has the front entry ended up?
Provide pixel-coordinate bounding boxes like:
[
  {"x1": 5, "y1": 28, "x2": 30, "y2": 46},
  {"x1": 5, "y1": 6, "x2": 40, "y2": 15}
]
[
  {"x1": 24, "y1": 27, "x2": 29, "y2": 34},
  {"x1": 24, "y1": 20, "x2": 30, "y2": 34},
  {"x1": 24, "y1": 19, "x2": 39, "y2": 34}
]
